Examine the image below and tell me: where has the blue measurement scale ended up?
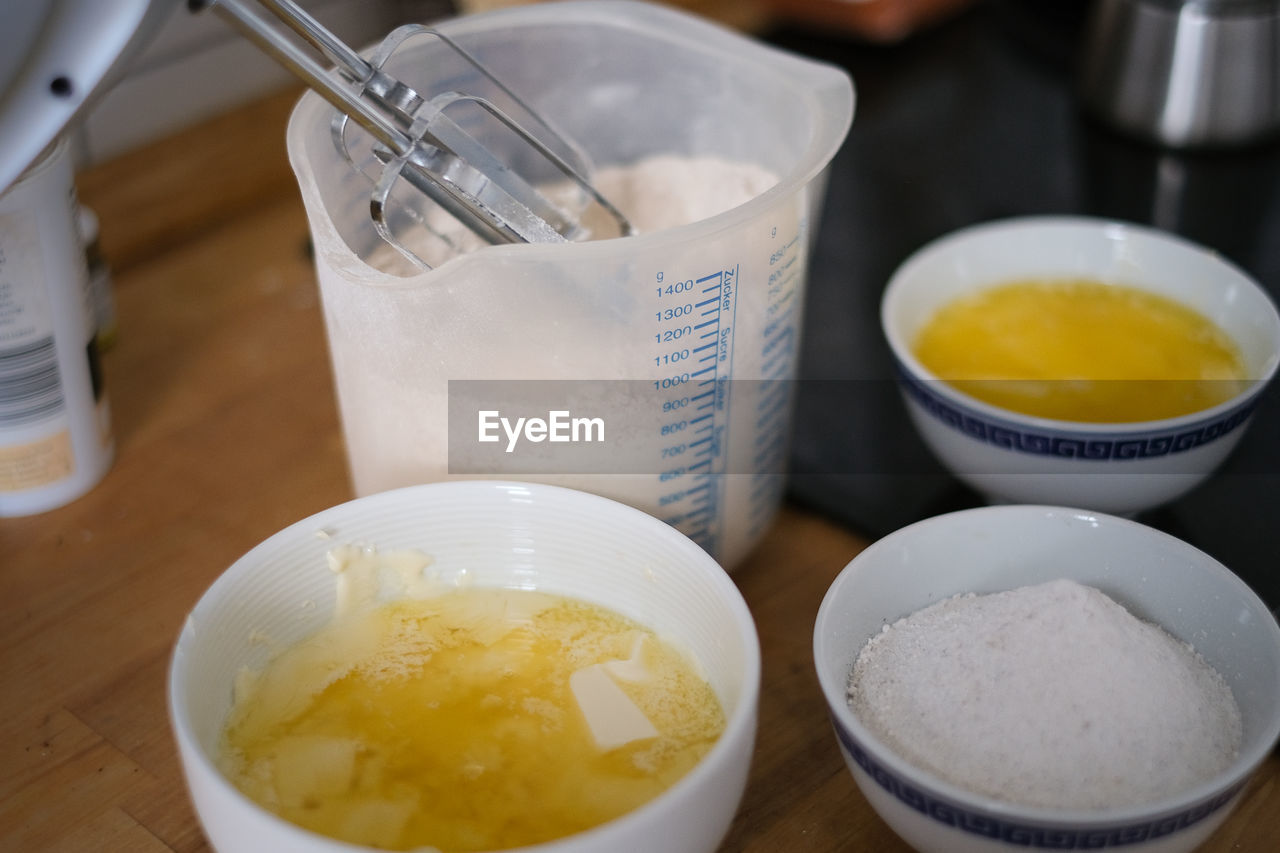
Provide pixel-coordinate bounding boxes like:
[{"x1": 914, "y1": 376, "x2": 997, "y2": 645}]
[
  {"x1": 650, "y1": 220, "x2": 805, "y2": 560},
  {"x1": 652, "y1": 266, "x2": 738, "y2": 556}
]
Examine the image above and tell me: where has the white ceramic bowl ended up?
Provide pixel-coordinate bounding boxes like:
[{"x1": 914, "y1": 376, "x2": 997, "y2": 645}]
[
  {"x1": 169, "y1": 481, "x2": 761, "y2": 853},
  {"x1": 814, "y1": 505, "x2": 1280, "y2": 853},
  {"x1": 881, "y1": 216, "x2": 1280, "y2": 515}
]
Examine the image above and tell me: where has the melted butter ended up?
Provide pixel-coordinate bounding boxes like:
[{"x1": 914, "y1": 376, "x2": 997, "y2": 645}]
[
  {"x1": 912, "y1": 279, "x2": 1249, "y2": 422},
  {"x1": 218, "y1": 555, "x2": 724, "y2": 852}
]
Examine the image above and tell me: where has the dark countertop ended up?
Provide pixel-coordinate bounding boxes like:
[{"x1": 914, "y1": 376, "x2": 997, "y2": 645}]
[{"x1": 777, "y1": 1, "x2": 1280, "y2": 608}]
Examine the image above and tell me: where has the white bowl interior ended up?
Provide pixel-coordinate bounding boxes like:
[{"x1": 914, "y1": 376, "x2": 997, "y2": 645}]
[
  {"x1": 171, "y1": 480, "x2": 761, "y2": 852},
  {"x1": 883, "y1": 217, "x2": 1280, "y2": 386},
  {"x1": 815, "y1": 505, "x2": 1280, "y2": 820}
]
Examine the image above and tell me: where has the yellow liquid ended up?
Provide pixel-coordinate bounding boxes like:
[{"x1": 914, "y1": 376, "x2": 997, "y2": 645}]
[
  {"x1": 911, "y1": 279, "x2": 1248, "y2": 422},
  {"x1": 218, "y1": 588, "x2": 725, "y2": 851}
]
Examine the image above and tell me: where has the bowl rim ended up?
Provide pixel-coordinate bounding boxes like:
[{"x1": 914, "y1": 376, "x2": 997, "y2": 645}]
[
  {"x1": 879, "y1": 215, "x2": 1280, "y2": 435},
  {"x1": 813, "y1": 504, "x2": 1280, "y2": 829},
  {"x1": 168, "y1": 479, "x2": 763, "y2": 852}
]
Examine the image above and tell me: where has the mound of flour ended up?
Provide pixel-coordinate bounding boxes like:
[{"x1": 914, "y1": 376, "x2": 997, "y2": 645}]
[
  {"x1": 574, "y1": 154, "x2": 779, "y2": 236},
  {"x1": 847, "y1": 578, "x2": 1242, "y2": 810},
  {"x1": 379, "y1": 154, "x2": 779, "y2": 270}
]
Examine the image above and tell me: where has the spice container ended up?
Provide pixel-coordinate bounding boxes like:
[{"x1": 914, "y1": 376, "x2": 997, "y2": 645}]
[{"x1": 0, "y1": 137, "x2": 113, "y2": 517}]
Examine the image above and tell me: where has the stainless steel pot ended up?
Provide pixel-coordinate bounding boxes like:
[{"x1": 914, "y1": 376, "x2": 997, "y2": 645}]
[{"x1": 1078, "y1": 0, "x2": 1280, "y2": 148}]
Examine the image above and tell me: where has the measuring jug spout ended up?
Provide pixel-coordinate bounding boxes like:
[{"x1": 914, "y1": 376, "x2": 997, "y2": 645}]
[{"x1": 287, "y1": 0, "x2": 853, "y2": 569}]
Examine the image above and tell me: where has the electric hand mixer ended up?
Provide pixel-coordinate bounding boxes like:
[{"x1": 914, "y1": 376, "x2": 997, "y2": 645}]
[{"x1": 0, "y1": 0, "x2": 631, "y2": 267}]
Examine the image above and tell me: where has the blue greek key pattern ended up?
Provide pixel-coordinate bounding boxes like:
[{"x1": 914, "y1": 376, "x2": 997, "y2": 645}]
[
  {"x1": 834, "y1": 722, "x2": 1244, "y2": 845},
  {"x1": 834, "y1": 725, "x2": 1242, "y2": 848},
  {"x1": 897, "y1": 371, "x2": 1259, "y2": 460}
]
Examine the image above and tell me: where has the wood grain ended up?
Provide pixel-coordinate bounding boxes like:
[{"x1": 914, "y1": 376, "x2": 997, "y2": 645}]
[
  {"x1": 75, "y1": 87, "x2": 304, "y2": 274},
  {"x1": 3, "y1": 88, "x2": 1277, "y2": 852}
]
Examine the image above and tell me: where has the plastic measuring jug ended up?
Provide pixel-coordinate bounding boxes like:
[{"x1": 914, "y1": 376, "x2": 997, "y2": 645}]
[{"x1": 286, "y1": 1, "x2": 853, "y2": 569}]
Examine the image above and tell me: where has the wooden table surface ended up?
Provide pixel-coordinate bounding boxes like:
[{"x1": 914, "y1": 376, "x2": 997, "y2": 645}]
[{"x1": 2, "y1": 89, "x2": 1278, "y2": 853}]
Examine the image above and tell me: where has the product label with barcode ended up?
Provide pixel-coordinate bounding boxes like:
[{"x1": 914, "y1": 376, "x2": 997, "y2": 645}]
[{"x1": 0, "y1": 211, "x2": 72, "y2": 490}]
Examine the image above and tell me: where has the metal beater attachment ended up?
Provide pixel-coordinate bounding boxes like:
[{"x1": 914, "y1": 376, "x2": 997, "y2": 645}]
[{"x1": 192, "y1": 0, "x2": 633, "y2": 268}]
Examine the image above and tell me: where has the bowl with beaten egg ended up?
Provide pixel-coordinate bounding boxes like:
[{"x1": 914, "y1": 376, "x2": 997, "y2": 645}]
[
  {"x1": 880, "y1": 216, "x2": 1280, "y2": 515},
  {"x1": 814, "y1": 504, "x2": 1280, "y2": 853},
  {"x1": 168, "y1": 480, "x2": 761, "y2": 853}
]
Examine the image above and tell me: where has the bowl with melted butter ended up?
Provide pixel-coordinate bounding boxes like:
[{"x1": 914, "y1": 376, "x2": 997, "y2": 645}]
[
  {"x1": 881, "y1": 216, "x2": 1280, "y2": 514},
  {"x1": 169, "y1": 481, "x2": 760, "y2": 853}
]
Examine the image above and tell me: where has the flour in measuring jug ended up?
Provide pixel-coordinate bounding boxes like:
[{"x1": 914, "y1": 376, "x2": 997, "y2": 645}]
[
  {"x1": 378, "y1": 154, "x2": 779, "y2": 266},
  {"x1": 581, "y1": 155, "x2": 779, "y2": 237},
  {"x1": 329, "y1": 154, "x2": 791, "y2": 569}
]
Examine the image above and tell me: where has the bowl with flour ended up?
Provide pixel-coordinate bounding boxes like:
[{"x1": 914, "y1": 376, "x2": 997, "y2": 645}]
[{"x1": 813, "y1": 505, "x2": 1280, "y2": 853}]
